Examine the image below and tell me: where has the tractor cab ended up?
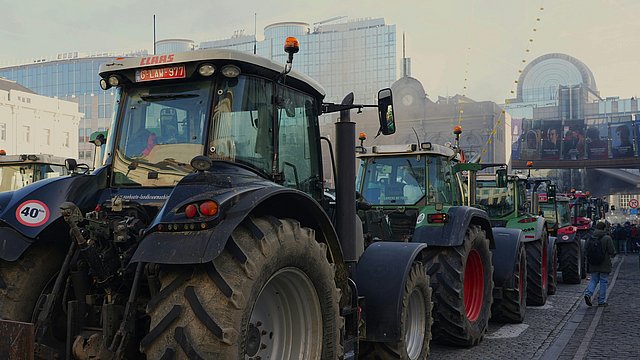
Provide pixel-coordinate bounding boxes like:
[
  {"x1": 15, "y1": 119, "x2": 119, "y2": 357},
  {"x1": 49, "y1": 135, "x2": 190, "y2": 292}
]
[
  {"x1": 475, "y1": 173, "x2": 535, "y2": 230},
  {"x1": 0, "y1": 153, "x2": 69, "y2": 192},
  {"x1": 356, "y1": 142, "x2": 464, "y2": 242}
]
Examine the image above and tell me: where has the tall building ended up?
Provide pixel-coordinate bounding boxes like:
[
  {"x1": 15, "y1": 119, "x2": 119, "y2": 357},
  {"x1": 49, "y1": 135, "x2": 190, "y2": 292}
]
[
  {"x1": 0, "y1": 50, "x2": 149, "y2": 161},
  {"x1": 196, "y1": 17, "x2": 397, "y2": 106},
  {"x1": 504, "y1": 53, "x2": 640, "y2": 195},
  {"x1": 0, "y1": 78, "x2": 81, "y2": 158}
]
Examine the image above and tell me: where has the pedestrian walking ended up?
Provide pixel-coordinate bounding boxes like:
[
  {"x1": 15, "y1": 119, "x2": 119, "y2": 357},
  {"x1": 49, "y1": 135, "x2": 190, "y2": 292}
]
[{"x1": 584, "y1": 221, "x2": 617, "y2": 307}]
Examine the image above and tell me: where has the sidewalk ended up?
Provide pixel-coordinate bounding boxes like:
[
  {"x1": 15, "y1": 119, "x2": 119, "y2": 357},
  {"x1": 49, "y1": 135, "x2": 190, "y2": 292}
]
[{"x1": 555, "y1": 254, "x2": 640, "y2": 359}]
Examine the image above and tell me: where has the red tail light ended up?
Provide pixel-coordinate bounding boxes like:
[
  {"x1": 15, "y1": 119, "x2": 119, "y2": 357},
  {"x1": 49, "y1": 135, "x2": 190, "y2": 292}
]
[
  {"x1": 518, "y1": 217, "x2": 537, "y2": 223},
  {"x1": 185, "y1": 204, "x2": 198, "y2": 218},
  {"x1": 427, "y1": 213, "x2": 449, "y2": 223},
  {"x1": 200, "y1": 201, "x2": 219, "y2": 217}
]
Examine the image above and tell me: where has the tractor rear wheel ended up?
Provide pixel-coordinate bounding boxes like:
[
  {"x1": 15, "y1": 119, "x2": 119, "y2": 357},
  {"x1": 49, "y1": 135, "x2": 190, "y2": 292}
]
[
  {"x1": 0, "y1": 244, "x2": 65, "y2": 321},
  {"x1": 547, "y1": 242, "x2": 558, "y2": 295},
  {"x1": 560, "y1": 241, "x2": 581, "y2": 284},
  {"x1": 491, "y1": 243, "x2": 527, "y2": 323},
  {"x1": 142, "y1": 216, "x2": 341, "y2": 360},
  {"x1": 525, "y1": 237, "x2": 548, "y2": 306},
  {"x1": 424, "y1": 225, "x2": 493, "y2": 346},
  {"x1": 359, "y1": 262, "x2": 432, "y2": 360}
]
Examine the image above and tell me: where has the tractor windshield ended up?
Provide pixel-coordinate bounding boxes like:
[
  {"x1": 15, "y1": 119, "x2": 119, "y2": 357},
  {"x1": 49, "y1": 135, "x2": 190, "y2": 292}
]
[
  {"x1": 112, "y1": 80, "x2": 211, "y2": 187},
  {"x1": 476, "y1": 180, "x2": 516, "y2": 217}
]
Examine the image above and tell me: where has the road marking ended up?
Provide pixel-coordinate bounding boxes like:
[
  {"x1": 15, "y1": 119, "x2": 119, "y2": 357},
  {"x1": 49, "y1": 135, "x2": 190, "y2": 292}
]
[
  {"x1": 486, "y1": 323, "x2": 530, "y2": 339},
  {"x1": 572, "y1": 256, "x2": 624, "y2": 360}
]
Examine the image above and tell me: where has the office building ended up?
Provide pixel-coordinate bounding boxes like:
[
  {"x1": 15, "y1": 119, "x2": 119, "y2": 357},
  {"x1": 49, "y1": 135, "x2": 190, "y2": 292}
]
[{"x1": 0, "y1": 77, "x2": 80, "y2": 158}]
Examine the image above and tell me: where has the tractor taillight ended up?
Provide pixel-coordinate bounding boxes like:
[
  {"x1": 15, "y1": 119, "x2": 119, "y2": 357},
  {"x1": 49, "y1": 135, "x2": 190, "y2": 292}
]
[
  {"x1": 200, "y1": 201, "x2": 219, "y2": 217},
  {"x1": 427, "y1": 213, "x2": 449, "y2": 223},
  {"x1": 185, "y1": 204, "x2": 198, "y2": 218}
]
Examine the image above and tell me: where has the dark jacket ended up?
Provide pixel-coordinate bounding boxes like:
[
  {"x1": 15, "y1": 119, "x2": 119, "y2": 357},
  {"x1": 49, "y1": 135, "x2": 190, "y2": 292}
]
[{"x1": 588, "y1": 229, "x2": 616, "y2": 273}]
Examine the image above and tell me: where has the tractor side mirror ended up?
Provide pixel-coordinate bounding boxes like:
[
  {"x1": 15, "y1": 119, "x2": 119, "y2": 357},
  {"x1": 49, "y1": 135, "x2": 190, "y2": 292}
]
[
  {"x1": 65, "y1": 158, "x2": 78, "y2": 172},
  {"x1": 496, "y1": 168, "x2": 508, "y2": 188},
  {"x1": 377, "y1": 88, "x2": 396, "y2": 135}
]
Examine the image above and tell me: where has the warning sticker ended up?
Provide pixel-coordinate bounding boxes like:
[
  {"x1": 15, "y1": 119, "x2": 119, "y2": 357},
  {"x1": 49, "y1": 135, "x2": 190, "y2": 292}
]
[{"x1": 15, "y1": 200, "x2": 50, "y2": 227}]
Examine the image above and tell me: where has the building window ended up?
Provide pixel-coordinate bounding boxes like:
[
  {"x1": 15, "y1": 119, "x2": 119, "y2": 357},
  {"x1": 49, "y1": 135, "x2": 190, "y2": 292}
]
[
  {"x1": 0, "y1": 123, "x2": 5, "y2": 141},
  {"x1": 64, "y1": 132, "x2": 70, "y2": 147},
  {"x1": 45, "y1": 129, "x2": 51, "y2": 145}
]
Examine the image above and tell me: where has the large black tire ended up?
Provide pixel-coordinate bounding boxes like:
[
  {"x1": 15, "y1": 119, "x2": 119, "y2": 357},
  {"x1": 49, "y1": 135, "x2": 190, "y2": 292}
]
[
  {"x1": 559, "y1": 241, "x2": 581, "y2": 284},
  {"x1": 424, "y1": 225, "x2": 493, "y2": 347},
  {"x1": 142, "y1": 216, "x2": 341, "y2": 360},
  {"x1": 359, "y1": 263, "x2": 432, "y2": 360},
  {"x1": 525, "y1": 237, "x2": 548, "y2": 306},
  {"x1": 491, "y1": 243, "x2": 527, "y2": 323},
  {"x1": 547, "y1": 243, "x2": 558, "y2": 295},
  {"x1": 580, "y1": 239, "x2": 588, "y2": 279},
  {"x1": 0, "y1": 244, "x2": 65, "y2": 321}
]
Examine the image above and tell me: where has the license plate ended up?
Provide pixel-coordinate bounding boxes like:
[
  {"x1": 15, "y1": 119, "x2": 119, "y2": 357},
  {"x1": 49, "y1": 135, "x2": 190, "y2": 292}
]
[{"x1": 136, "y1": 66, "x2": 186, "y2": 82}]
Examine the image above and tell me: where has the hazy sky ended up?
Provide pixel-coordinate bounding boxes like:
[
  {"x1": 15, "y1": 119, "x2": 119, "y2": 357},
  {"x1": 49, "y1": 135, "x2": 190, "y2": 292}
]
[{"x1": 1, "y1": 0, "x2": 638, "y2": 103}]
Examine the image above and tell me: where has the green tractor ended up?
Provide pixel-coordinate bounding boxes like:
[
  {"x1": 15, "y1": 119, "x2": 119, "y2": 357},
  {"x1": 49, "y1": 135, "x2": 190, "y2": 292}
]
[
  {"x1": 475, "y1": 172, "x2": 556, "y2": 305},
  {"x1": 355, "y1": 137, "x2": 527, "y2": 345}
]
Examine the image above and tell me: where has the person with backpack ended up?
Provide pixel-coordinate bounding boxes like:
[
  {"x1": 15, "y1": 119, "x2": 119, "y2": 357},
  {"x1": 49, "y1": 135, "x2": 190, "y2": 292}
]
[{"x1": 584, "y1": 221, "x2": 617, "y2": 307}]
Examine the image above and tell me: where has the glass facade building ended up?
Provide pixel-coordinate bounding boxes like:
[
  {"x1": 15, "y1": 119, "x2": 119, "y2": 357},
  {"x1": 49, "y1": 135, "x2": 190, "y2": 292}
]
[{"x1": 196, "y1": 18, "x2": 397, "y2": 107}]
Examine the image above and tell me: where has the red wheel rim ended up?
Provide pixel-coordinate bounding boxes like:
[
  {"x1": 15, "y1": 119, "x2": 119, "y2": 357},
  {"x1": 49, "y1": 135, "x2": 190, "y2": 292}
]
[{"x1": 464, "y1": 249, "x2": 484, "y2": 322}]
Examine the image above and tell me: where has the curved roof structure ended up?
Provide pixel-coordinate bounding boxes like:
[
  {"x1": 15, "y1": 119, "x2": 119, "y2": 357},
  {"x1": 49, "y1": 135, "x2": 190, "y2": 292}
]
[{"x1": 516, "y1": 53, "x2": 598, "y2": 102}]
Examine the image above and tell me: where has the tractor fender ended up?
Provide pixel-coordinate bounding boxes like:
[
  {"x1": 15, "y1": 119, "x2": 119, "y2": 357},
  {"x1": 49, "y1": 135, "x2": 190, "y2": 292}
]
[
  {"x1": 412, "y1": 206, "x2": 495, "y2": 248},
  {"x1": 519, "y1": 216, "x2": 547, "y2": 243},
  {"x1": 556, "y1": 231, "x2": 577, "y2": 244},
  {"x1": 132, "y1": 185, "x2": 343, "y2": 267},
  {"x1": 355, "y1": 241, "x2": 429, "y2": 342},
  {"x1": 491, "y1": 227, "x2": 524, "y2": 289},
  {"x1": 0, "y1": 168, "x2": 108, "y2": 261}
]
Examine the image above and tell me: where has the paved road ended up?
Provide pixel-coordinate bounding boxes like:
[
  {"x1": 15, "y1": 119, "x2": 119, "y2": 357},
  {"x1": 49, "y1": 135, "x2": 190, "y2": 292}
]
[{"x1": 429, "y1": 254, "x2": 640, "y2": 359}]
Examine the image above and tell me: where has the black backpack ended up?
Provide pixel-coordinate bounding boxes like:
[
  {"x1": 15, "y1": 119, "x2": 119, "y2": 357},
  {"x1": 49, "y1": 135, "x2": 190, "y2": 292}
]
[{"x1": 587, "y1": 235, "x2": 606, "y2": 265}]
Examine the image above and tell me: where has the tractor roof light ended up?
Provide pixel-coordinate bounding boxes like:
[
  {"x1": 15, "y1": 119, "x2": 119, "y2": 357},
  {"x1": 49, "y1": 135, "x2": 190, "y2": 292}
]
[
  {"x1": 100, "y1": 78, "x2": 109, "y2": 90},
  {"x1": 358, "y1": 132, "x2": 367, "y2": 141},
  {"x1": 108, "y1": 75, "x2": 121, "y2": 87},
  {"x1": 420, "y1": 142, "x2": 432, "y2": 150},
  {"x1": 220, "y1": 64, "x2": 240, "y2": 78},
  {"x1": 453, "y1": 125, "x2": 463, "y2": 135},
  {"x1": 284, "y1": 37, "x2": 300, "y2": 55},
  {"x1": 527, "y1": 161, "x2": 534, "y2": 168},
  {"x1": 198, "y1": 64, "x2": 216, "y2": 77}
]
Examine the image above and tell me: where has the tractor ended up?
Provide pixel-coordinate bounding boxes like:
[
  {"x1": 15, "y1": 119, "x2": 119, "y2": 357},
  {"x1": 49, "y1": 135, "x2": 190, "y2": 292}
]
[
  {"x1": 0, "y1": 153, "x2": 70, "y2": 192},
  {"x1": 354, "y1": 129, "x2": 526, "y2": 343},
  {"x1": 475, "y1": 172, "x2": 555, "y2": 306},
  {"x1": 0, "y1": 39, "x2": 434, "y2": 359}
]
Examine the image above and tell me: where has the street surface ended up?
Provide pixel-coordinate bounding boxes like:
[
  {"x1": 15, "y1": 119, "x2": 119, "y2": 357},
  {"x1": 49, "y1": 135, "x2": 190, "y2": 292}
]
[{"x1": 430, "y1": 254, "x2": 640, "y2": 359}]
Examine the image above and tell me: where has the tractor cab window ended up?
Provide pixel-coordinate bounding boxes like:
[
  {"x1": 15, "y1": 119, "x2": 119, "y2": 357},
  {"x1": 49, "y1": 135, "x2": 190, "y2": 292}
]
[
  {"x1": 112, "y1": 81, "x2": 209, "y2": 187},
  {"x1": 208, "y1": 75, "x2": 273, "y2": 175},
  {"x1": 477, "y1": 180, "x2": 516, "y2": 217},
  {"x1": 277, "y1": 85, "x2": 322, "y2": 199},
  {"x1": 540, "y1": 203, "x2": 557, "y2": 225},
  {"x1": 359, "y1": 156, "x2": 425, "y2": 205},
  {"x1": 557, "y1": 201, "x2": 572, "y2": 227},
  {"x1": 426, "y1": 155, "x2": 456, "y2": 205}
]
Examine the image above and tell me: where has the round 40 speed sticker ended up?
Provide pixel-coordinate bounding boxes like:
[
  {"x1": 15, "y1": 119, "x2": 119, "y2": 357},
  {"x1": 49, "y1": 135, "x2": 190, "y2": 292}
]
[{"x1": 15, "y1": 200, "x2": 50, "y2": 227}]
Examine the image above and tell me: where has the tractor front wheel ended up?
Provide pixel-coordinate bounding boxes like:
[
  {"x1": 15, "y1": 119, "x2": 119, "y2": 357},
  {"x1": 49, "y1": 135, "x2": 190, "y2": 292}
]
[{"x1": 525, "y1": 237, "x2": 548, "y2": 306}]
